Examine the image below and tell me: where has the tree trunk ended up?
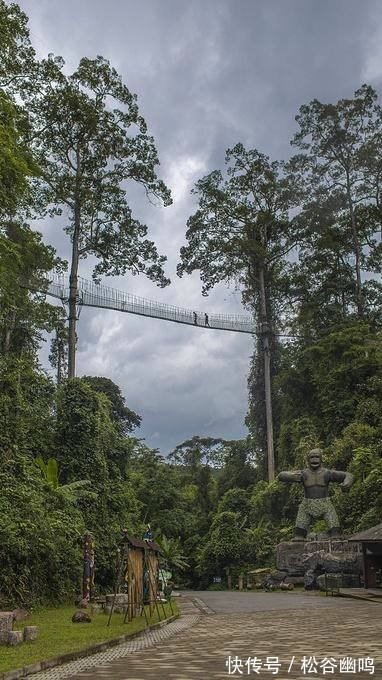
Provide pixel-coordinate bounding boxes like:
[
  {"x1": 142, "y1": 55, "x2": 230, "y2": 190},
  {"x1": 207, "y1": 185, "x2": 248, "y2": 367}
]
[
  {"x1": 258, "y1": 265, "x2": 275, "y2": 482},
  {"x1": 68, "y1": 153, "x2": 81, "y2": 379},
  {"x1": 68, "y1": 222, "x2": 80, "y2": 379},
  {"x1": 346, "y1": 171, "x2": 364, "y2": 317},
  {"x1": 3, "y1": 308, "x2": 17, "y2": 354},
  {"x1": 57, "y1": 335, "x2": 62, "y2": 385}
]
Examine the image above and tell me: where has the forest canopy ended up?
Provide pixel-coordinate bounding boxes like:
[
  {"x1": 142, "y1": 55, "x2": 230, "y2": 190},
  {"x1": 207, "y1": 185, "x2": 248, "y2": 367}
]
[{"x1": 0, "y1": 1, "x2": 380, "y2": 605}]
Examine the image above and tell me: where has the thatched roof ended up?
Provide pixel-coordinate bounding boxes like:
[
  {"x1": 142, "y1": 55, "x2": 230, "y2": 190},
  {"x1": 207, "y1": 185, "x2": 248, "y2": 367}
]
[
  {"x1": 348, "y1": 523, "x2": 382, "y2": 543},
  {"x1": 121, "y1": 534, "x2": 161, "y2": 552}
]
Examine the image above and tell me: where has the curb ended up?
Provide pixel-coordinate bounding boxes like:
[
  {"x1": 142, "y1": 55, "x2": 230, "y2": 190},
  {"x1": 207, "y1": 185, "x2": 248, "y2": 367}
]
[
  {"x1": 188, "y1": 596, "x2": 214, "y2": 615},
  {"x1": 338, "y1": 591, "x2": 382, "y2": 604},
  {"x1": 0, "y1": 613, "x2": 180, "y2": 680}
]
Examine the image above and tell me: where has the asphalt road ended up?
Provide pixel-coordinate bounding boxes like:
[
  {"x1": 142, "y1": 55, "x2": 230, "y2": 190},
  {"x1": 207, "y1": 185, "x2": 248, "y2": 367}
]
[{"x1": 184, "y1": 589, "x2": 361, "y2": 613}]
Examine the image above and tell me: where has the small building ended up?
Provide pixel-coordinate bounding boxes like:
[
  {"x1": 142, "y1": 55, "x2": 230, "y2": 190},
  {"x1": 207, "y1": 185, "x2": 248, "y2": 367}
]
[
  {"x1": 120, "y1": 534, "x2": 161, "y2": 619},
  {"x1": 348, "y1": 523, "x2": 382, "y2": 589}
]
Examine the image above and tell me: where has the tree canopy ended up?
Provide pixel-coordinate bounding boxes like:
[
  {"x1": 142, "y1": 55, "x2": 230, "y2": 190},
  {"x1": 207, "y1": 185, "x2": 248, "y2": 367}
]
[{"x1": 0, "y1": 2, "x2": 380, "y2": 604}]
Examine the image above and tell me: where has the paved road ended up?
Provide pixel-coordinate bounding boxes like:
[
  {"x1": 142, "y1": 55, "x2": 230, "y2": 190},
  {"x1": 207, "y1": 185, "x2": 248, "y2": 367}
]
[
  {"x1": 186, "y1": 589, "x2": 362, "y2": 613},
  {"x1": 47, "y1": 592, "x2": 382, "y2": 680}
]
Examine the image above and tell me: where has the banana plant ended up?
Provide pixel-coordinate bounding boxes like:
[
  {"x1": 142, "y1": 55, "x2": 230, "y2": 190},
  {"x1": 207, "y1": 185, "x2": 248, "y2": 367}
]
[
  {"x1": 156, "y1": 535, "x2": 189, "y2": 572},
  {"x1": 35, "y1": 456, "x2": 96, "y2": 502}
]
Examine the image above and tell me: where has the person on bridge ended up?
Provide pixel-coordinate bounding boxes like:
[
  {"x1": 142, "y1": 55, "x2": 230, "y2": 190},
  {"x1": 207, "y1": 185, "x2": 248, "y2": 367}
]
[
  {"x1": 193, "y1": 312, "x2": 198, "y2": 325},
  {"x1": 204, "y1": 313, "x2": 210, "y2": 326}
]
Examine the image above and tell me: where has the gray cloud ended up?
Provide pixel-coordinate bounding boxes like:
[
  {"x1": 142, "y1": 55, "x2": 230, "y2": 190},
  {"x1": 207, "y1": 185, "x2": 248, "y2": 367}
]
[{"x1": 20, "y1": 0, "x2": 382, "y2": 452}]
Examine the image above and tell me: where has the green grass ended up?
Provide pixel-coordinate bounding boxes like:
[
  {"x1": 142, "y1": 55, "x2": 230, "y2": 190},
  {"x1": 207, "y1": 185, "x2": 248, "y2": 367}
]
[{"x1": 0, "y1": 600, "x2": 178, "y2": 673}]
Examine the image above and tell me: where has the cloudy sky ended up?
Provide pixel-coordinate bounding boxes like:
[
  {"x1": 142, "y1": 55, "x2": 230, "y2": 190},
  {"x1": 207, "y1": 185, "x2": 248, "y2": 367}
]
[{"x1": 18, "y1": 0, "x2": 382, "y2": 455}]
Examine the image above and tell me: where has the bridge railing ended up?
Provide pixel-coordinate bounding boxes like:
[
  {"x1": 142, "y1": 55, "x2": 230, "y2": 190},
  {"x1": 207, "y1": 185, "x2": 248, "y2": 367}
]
[{"x1": 47, "y1": 273, "x2": 256, "y2": 335}]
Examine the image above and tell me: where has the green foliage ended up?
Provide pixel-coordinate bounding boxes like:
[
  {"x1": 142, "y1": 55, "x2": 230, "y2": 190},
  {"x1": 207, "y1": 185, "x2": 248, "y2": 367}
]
[
  {"x1": 30, "y1": 55, "x2": 172, "y2": 285},
  {"x1": 0, "y1": 3, "x2": 380, "y2": 601},
  {"x1": 290, "y1": 84, "x2": 382, "y2": 320},
  {"x1": 177, "y1": 144, "x2": 298, "y2": 305},
  {"x1": 156, "y1": 535, "x2": 189, "y2": 572},
  {"x1": 0, "y1": 0, "x2": 36, "y2": 90},
  {"x1": 0, "y1": 92, "x2": 36, "y2": 216},
  {"x1": 127, "y1": 444, "x2": 188, "y2": 537},
  {"x1": 217, "y1": 488, "x2": 252, "y2": 515},
  {"x1": 198, "y1": 511, "x2": 257, "y2": 580},
  {"x1": 25, "y1": 53, "x2": 173, "y2": 375},
  {"x1": 55, "y1": 379, "x2": 116, "y2": 484},
  {"x1": 0, "y1": 222, "x2": 63, "y2": 357},
  {"x1": 0, "y1": 354, "x2": 55, "y2": 461},
  {"x1": 170, "y1": 435, "x2": 227, "y2": 467},
  {"x1": 48, "y1": 315, "x2": 68, "y2": 384},
  {"x1": 82, "y1": 376, "x2": 141, "y2": 434},
  {"x1": 216, "y1": 439, "x2": 258, "y2": 495},
  {"x1": 35, "y1": 455, "x2": 94, "y2": 503},
  {"x1": 0, "y1": 454, "x2": 84, "y2": 607},
  {"x1": 278, "y1": 324, "x2": 382, "y2": 445}
]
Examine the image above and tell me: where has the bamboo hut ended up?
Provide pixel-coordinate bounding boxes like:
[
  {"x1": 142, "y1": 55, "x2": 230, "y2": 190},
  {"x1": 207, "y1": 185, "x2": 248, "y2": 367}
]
[{"x1": 120, "y1": 535, "x2": 160, "y2": 621}]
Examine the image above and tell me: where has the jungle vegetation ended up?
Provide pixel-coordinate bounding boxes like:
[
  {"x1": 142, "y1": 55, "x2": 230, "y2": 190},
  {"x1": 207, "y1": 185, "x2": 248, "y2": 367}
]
[{"x1": 0, "y1": 1, "x2": 381, "y2": 606}]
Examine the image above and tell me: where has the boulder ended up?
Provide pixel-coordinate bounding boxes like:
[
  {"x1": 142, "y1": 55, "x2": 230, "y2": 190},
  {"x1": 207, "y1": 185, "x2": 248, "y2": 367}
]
[
  {"x1": 7, "y1": 630, "x2": 23, "y2": 645},
  {"x1": 262, "y1": 570, "x2": 287, "y2": 588},
  {"x1": 0, "y1": 612, "x2": 13, "y2": 644},
  {"x1": 72, "y1": 610, "x2": 91, "y2": 623},
  {"x1": 12, "y1": 608, "x2": 29, "y2": 622},
  {"x1": 104, "y1": 594, "x2": 128, "y2": 614},
  {"x1": 105, "y1": 593, "x2": 128, "y2": 607},
  {"x1": 303, "y1": 550, "x2": 361, "y2": 574},
  {"x1": 23, "y1": 626, "x2": 38, "y2": 641},
  {"x1": 284, "y1": 576, "x2": 304, "y2": 585},
  {"x1": 304, "y1": 568, "x2": 319, "y2": 590},
  {"x1": 316, "y1": 572, "x2": 360, "y2": 591},
  {"x1": 75, "y1": 597, "x2": 89, "y2": 608},
  {"x1": 90, "y1": 604, "x2": 102, "y2": 615},
  {"x1": 316, "y1": 573, "x2": 327, "y2": 591},
  {"x1": 276, "y1": 539, "x2": 361, "y2": 576}
]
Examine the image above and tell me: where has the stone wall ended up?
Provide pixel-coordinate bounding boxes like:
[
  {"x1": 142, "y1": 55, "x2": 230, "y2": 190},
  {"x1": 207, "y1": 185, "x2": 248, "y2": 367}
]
[{"x1": 276, "y1": 540, "x2": 361, "y2": 577}]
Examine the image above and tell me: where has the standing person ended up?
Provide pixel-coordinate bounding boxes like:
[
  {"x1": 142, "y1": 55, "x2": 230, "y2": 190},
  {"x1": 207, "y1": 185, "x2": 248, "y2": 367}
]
[
  {"x1": 204, "y1": 313, "x2": 210, "y2": 326},
  {"x1": 193, "y1": 312, "x2": 198, "y2": 325}
]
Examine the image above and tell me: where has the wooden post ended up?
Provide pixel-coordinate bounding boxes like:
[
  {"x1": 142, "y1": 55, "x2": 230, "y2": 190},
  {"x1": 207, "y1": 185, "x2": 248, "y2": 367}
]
[{"x1": 82, "y1": 531, "x2": 94, "y2": 602}]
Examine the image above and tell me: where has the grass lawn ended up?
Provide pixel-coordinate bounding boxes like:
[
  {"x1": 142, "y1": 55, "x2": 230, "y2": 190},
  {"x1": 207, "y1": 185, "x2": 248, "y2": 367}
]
[{"x1": 0, "y1": 600, "x2": 178, "y2": 673}]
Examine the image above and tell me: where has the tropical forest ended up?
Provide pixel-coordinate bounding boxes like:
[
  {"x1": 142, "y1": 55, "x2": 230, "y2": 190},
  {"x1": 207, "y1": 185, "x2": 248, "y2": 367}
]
[{"x1": 0, "y1": 0, "x2": 381, "y2": 614}]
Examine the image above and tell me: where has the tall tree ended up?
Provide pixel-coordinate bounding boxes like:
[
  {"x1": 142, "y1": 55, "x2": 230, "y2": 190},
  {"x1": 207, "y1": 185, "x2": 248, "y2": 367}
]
[
  {"x1": 170, "y1": 435, "x2": 227, "y2": 468},
  {"x1": 0, "y1": 222, "x2": 61, "y2": 357},
  {"x1": 0, "y1": 92, "x2": 36, "y2": 218},
  {"x1": 48, "y1": 313, "x2": 68, "y2": 384},
  {"x1": 82, "y1": 375, "x2": 141, "y2": 434},
  {"x1": 29, "y1": 55, "x2": 172, "y2": 377},
  {"x1": 178, "y1": 144, "x2": 298, "y2": 480},
  {"x1": 290, "y1": 84, "x2": 382, "y2": 319},
  {"x1": 0, "y1": 0, "x2": 36, "y2": 90}
]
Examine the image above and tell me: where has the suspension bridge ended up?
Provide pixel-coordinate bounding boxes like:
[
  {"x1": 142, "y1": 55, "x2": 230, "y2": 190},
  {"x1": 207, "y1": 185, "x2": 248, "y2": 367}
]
[{"x1": 45, "y1": 273, "x2": 256, "y2": 335}]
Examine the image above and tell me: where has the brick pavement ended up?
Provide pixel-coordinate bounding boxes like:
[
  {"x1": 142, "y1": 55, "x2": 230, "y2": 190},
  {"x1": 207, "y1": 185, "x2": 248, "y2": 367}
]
[{"x1": 28, "y1": 595, "x2": 382, "y2": 680}]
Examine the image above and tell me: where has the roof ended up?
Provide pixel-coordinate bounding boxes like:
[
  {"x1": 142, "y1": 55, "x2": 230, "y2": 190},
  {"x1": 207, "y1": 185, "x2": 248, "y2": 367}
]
[
  {"x1": 348, "y1": 523, "x2": 382, "y2": 543},
  {"x1": 121, "y1": 534, "x2": 161, "y2": 552}
]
